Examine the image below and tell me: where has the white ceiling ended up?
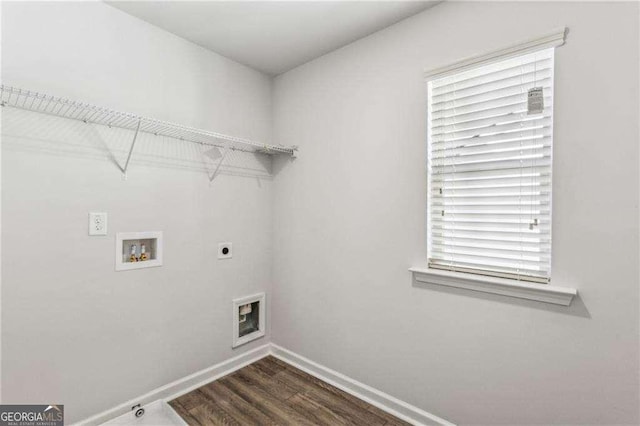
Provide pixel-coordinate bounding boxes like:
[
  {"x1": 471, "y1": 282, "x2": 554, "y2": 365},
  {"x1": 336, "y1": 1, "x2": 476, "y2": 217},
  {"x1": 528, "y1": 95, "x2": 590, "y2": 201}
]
[{"x1": 107, "y1": 1, "x2": 439, "y2": 75}]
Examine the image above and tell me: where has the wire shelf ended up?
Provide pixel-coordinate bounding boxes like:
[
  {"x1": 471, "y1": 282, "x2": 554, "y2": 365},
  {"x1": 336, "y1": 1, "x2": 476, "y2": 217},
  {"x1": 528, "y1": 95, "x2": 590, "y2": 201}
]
[{"x1": 0, "y1": 84, "x2": 297, "y2": 157}]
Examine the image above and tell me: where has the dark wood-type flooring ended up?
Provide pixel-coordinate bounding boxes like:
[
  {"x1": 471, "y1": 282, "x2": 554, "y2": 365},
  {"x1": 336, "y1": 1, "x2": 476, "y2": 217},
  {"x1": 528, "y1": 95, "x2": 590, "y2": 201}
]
[{"x1": 169, "y1": 356, "x2": 410, "y2": 425}]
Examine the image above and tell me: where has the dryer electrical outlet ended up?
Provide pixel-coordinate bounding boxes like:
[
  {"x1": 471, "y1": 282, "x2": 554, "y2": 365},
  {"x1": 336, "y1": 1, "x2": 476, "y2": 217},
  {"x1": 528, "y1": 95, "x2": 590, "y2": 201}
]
[{"x1": 218, "y1": 242, "x2": 232, "y2": 259}]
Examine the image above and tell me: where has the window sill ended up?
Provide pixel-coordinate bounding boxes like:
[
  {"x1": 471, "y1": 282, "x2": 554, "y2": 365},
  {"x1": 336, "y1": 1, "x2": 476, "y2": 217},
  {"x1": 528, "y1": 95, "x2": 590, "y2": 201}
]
[{"x1": 409, "y1": 267, "x2": 577, "y2": 306}]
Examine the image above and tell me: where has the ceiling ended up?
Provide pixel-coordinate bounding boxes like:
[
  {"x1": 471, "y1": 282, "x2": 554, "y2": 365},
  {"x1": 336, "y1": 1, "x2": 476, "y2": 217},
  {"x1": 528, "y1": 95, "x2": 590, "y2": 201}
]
[{"x1": 107, "y1": 1, "x2": 439, "y2": 75}]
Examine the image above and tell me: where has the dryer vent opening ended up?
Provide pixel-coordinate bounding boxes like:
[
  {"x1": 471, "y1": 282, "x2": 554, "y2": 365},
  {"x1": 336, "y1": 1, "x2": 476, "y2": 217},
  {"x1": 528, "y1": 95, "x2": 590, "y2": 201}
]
[{"x1": 232, "y1": 293, "x2": 265, "y2": 348}]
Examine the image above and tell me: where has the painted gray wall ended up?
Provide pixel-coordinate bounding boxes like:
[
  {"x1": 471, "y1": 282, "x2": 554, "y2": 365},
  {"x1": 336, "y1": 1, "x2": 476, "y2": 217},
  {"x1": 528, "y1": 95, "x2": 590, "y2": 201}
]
[
  {"x1": 1, "y1": 2, "x2": 273, "y2": 423},
  {"x1": 271, "y1": 1, "x2": 640, "y2": 424}
]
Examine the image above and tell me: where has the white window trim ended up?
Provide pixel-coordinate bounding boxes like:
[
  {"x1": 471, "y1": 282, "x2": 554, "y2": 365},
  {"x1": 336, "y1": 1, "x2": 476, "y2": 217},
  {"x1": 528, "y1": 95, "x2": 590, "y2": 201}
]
[
  {"x1": 410, "y1": 267, "x2": 576, "y2": 306},
  {"x1": 416, "y1": 27, "x2": 578, "y2": 305},
  {"x1": 424, "y1": 27, "x2": 567, "y2": 80}
]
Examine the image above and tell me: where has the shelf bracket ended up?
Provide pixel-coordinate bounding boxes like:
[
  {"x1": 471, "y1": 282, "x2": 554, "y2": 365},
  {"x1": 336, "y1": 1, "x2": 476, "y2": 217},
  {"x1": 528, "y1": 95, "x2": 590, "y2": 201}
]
[
  {"x1": 122, "y1": 119, "x2": 142, "y2": 178},
  {"x1": 208, "y1": 144, "x2": 229, "y2": 182}
]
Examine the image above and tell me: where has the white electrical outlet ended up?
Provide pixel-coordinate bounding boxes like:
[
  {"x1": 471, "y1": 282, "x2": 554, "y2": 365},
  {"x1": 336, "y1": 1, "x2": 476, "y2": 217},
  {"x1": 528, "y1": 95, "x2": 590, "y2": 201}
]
[
  {"x1": 89, "y1": 212, "x2": 108, "y2": 236},
  {"x1": 218, "y1": 242, "x2": 232, "y2": 259}
]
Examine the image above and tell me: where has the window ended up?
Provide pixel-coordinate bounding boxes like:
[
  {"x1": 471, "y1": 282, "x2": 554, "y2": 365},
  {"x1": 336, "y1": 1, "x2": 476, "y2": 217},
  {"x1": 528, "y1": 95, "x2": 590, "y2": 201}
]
[{"x1": 426, "y1": 48, "x2": 554, "y2": 284}]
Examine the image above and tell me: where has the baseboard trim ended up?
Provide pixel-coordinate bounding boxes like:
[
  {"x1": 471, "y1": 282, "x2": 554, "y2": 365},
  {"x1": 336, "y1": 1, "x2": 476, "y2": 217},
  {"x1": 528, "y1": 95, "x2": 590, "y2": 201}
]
[
  {"x1": 74, "y1": 344, "x2": 270, "y2": 425},
  {"x1": 269, "y1": 344, "x2": 454, "y2": 426}
]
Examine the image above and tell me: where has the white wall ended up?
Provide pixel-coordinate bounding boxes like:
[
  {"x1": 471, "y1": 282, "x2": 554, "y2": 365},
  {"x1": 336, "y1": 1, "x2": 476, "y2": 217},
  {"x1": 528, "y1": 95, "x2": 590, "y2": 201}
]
[
  {"x1": 3, "y1": 1, "x2": 639, "y2": 424},
  {"x1": 1, "y1": 2, "x2": 273, "y2": 423},
  {"x1": 272, "y1": 2, "x2": 639, "y2": 424}
]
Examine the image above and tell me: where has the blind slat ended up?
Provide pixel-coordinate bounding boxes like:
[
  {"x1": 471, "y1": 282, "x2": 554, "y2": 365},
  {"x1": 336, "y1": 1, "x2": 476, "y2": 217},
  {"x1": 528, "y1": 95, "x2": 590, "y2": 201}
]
[
  {"x1": 431, "y1": 210, "x2": 551, "y2": 217},
  {"x1": 432, "y1": 110, "x2": 552, "y2": 135},
  {"x1": 431, "y1": 231, "x2": 550, "y2": 243},
  {"x1": 432, "y1": 129, "x2": 551, "y2": 151},
  {"x1": 434, "y1": 176, "x2": 551, "y2": 189},
  {"x1": 433, "y1": 138, "x2": 551, "y2": 157},
  {"x1": 433, "y1": 145, "x2": 551, "y2": 164},
  {"x1": 432, "y1": 70, "x2": 552, "y2": 103},
  {"x1": 431, "y1": 237, "x2": 548, "y2": 251},
  {"x1": 431, "y1": 98, "x2": 552, "y2": 125},
  {"x1": 428, "y1": 261, "x2": 550, "y2": 281},
  {"x1": 430, "y1": 245, "x2": 550, "y2": 262},
  {"x1": 432, "y1": 82, "x2": 552, "y2": 112},
  {"x1": 432, "y1": 158, "x2": 552, "y2": 175},
  {"x1": 432, "y1": 94, "x2": 552, "y2": 119},
  {"x1": 432, "y1": 58, "x2": 553, "y2": 93},
  {"x1": 432, "y1": 167, "x2": 550, "y2": 183},
  {"x1": 429, "y1": 256, "x2": 549, "y2": 272},
  {"x1": 432, "y1": 117, "x2": 551, "y2": 143}
]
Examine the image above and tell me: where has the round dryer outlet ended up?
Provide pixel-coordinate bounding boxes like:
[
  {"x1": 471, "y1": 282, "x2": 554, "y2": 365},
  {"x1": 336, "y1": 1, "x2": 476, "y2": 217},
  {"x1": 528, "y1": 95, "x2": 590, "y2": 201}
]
[{"x1": 218, "y1": 242, "x2": 232, "y2": 259}]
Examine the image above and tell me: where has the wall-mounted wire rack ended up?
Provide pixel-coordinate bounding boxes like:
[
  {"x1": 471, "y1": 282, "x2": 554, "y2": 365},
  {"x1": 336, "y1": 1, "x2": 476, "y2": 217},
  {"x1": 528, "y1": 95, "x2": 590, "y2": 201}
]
[{"x1": 0, "y1": 84, "x2": 297, "y2": 176}]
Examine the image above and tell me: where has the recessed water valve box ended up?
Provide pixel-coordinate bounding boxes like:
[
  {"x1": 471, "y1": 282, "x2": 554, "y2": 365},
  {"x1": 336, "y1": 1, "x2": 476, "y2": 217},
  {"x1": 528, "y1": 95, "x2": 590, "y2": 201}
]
[
  {"x1": 115, "y1": 231, "x2": 163, "y2": 271},
  {"x1": 218, "y1": 242, "x2": 232, "y2": 259}
]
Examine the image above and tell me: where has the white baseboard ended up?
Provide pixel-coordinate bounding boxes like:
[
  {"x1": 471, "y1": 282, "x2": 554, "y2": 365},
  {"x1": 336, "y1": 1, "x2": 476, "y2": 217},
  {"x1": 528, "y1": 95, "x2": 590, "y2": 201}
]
[
  {"x1": 76, "y1": 342, "x2": 452, "y2": 426},
  {"x1": 269, "y1": 344, "x2": 454, "y2": 426},
  {"x1": 74, "y1": 344, "x2": 270, "y2": 425}
]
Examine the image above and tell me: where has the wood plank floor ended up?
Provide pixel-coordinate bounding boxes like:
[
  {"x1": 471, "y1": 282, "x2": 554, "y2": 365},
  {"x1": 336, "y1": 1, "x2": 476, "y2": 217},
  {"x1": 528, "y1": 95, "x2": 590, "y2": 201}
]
[{"x1": 169, "y1": 356, "x2": 410, "y2": 425}]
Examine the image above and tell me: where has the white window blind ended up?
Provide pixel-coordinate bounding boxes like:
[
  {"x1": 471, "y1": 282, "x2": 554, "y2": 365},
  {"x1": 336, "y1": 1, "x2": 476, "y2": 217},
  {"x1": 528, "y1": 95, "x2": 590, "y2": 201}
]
[{"x1": 427, "y1": 48, "x2": 554, "y2": 284}]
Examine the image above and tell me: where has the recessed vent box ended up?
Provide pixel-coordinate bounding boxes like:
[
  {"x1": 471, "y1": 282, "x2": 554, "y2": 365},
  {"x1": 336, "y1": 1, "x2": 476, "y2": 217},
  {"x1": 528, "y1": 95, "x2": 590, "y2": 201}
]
[{"x1": 232, "y1": 293, "x2": 265, "y2": 348}]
